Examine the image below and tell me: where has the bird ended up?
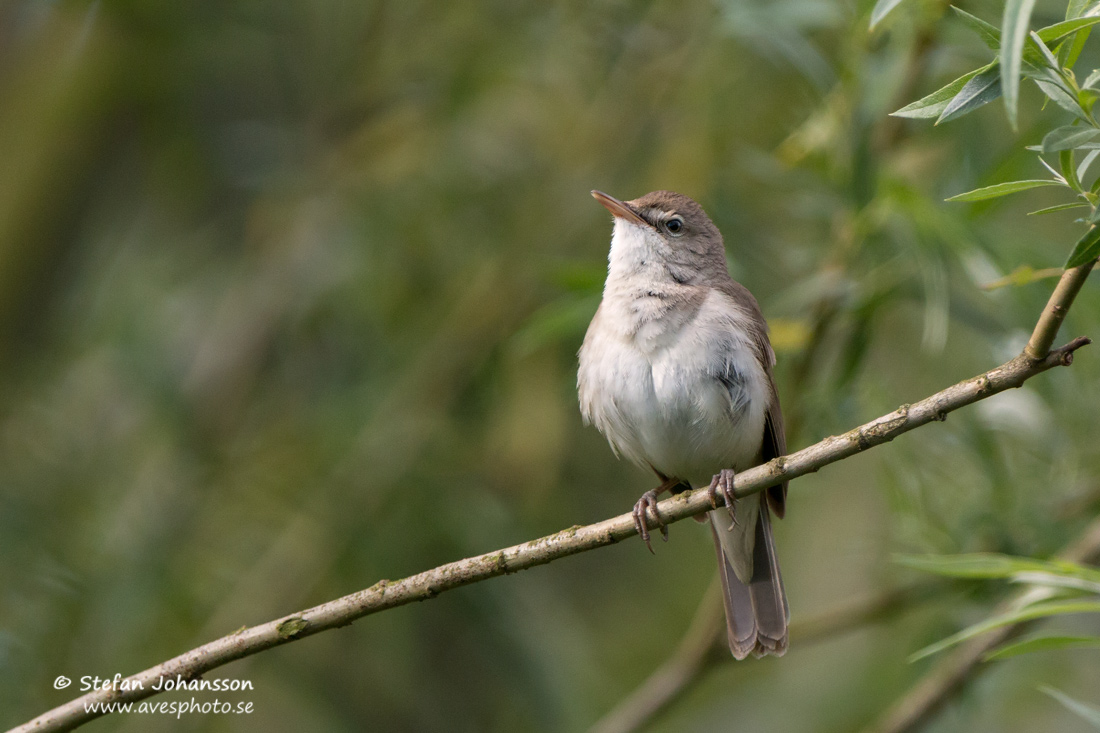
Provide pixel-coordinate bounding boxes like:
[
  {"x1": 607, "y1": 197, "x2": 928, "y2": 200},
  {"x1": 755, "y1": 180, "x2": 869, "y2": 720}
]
[{"x1": 577, "y1": 189, "x2": 789, "y2": 659}]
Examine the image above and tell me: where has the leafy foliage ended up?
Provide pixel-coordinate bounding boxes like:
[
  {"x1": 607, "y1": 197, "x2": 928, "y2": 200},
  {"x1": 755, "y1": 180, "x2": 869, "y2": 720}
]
[
  {"x1": 1, "y1": 1, "x2": 1099, "y2": 731},
  {"x1": 894, "y1": 1, "x2": 1100, "y2": 267}
]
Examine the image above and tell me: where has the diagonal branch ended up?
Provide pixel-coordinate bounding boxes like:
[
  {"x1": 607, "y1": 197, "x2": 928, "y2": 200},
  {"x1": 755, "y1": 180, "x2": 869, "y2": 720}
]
[
  {"x1": 590, "y1": 582, "x2": 935, "y2": 733},
  {"x1": 12, "y1": 332, "x2": 1091, "y2": 733}
]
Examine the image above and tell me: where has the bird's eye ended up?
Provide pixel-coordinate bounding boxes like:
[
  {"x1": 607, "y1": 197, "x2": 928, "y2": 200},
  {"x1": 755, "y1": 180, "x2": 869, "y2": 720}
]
[{"x1": 665, "y1": 217, "x2": 685, "y2": 236}]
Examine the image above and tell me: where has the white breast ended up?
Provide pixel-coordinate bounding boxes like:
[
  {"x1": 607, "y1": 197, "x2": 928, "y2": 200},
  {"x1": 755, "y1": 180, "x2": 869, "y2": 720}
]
[{"x1": 578, "y1": 287, "x2": 769, "y2": 488}]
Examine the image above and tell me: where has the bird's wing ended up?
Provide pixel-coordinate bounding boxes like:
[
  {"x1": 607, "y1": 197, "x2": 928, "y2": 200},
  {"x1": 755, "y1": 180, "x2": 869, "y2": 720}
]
[{"x1": 715, "y1": 279, "x2": 788, "y2": 518}]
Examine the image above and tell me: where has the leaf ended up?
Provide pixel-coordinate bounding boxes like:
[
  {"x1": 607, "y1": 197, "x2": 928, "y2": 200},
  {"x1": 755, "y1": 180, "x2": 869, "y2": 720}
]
[
  {"x1": 985, "y1": 634, "x2": 1100, "y2": 660},
  {"x1": 1064, "y1": 3, "x2": 1100, "y2": 64},
  {"x1": 944, "y1": 179, "x2": 1064, "y2": 202},
  {"x1": 896, "y1": 553, "x2": 1035, "y2": 577},
  {"x1": 1084, "y1": 68, "x2": 1100, "y2": 89},
  {"x1": 1064, "y1": 25, "x2": 1093, "y2": 67},
  {"x1": 938, "y1": 65, "x2": 1003, "y2": 123},
  {"x1": 1036, "y1": 16, "x2": 1100, "y2": 44},
  {"x1": 1043, "y1": 126, "x2": 1100, "y2": 152},
  {"x1": 1013, "y1": 570, "x2": 1100, "y2": 594},
  {"x1": 1066, "y1": 0, "x2": 1093, "y2": 20},
  {"x1": 1066, "y1": 224, "x2": 1100, "y2": 267},
  {"x1": 1002, "y1": 0, "x2": 1039, "y2": 130},
  {"x1": 892, "y1": 65, "x2": 992, "y2": 119},
  {"x1": 894, "y1": 553, "x2": 1100, "y2": 583},
  {"x1": 1030, "y1": 73, "x2": 1090, "y2": 121},
  {"x1": 951, "y1": 6, "x2": 1000, "y2": 49},
  {"x1": 1030, "y1": 31, "x2": 1061, "y2": 69},
  {"x1": 870, "y1": 0, "x2": 908, "y2": 30},
  {"x1": 1028, "y1": 202, "x2": 1090, "y2": 215},
  {"x1": 1079, "y1": 149, "x2": 1100, "y2": 180},
  {"x1": 1063, "y1": 150, "x2": 1085, "y2": 192},
  {"x1": 908, "y1": 599, "x2": 1100, "y2": 662},
  {"x1": 981, "y1": 265, "x2": 1065, "y2": 290},
  {"x1": 1039, "y1": 156, "x2": 1066, "y2": 180},
  {"x1": 1040, "y1": 686, "x2": 1100, "y2": 728}
]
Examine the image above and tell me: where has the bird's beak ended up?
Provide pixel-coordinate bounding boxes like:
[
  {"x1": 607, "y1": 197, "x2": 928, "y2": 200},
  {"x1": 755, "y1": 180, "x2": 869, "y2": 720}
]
[{"x1": 591, "y1": 190, "x2": 650, "y2": 228}]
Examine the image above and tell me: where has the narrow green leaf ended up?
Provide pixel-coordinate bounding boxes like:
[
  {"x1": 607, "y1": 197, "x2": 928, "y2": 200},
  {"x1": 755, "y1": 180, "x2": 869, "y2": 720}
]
[
  {"x1": 1037, "y1": 17, "x2": 1100, "y2": 43},
  {"x1": 981, "y1": 265, "x2": 1065, "y2": 290},
  {"x1": 892, "y1": 65, "x2": 991, "y2": 119},
  {"x1": 894, "y1": 553, "x2": 1100, "y2": 582},
  {"x1": 908, "y1": 600, "x2": 1100, "y2": 662},
  {"x1": 1064, "y1": 26, "x2": 1093, "y2": 67},
  {"x1": 1079, "y1": 149, "x2": 1100, "y2": 180},
  {"x1": 1030, "y1": 73, "x2": 1091, "y2": 121},
  {"x1": 1064, "y1": 3, "x2": 1100, "y2": 65},
  {"x1": 1014, "y1": 570, "x2": 1100, "y2": 594},
  {"x1": 1044, "y1": 126, "x2": 1100, "y2": 152},
  {"x1": 1084, "y1": 68, "x2": 1100, "y2": 89},
  {"x1": 951, "y1": 6, "x2": 1001, "y2": 49},
  {"x1": 1040, "y1": 686, "x2": 1100, "y2": 728},
  {"x1": 1066, "y1": 0, "x2": 1092, "y2": 20},
  {"x1": 985, "y1": 634, "x2": 1100, "y2": 660},
  {"x1": 870, "y1": 0, "x2": 907, "y2": 30},
  {"x1": 1002, "y1": 0, "x2": 1039, "y2": 130},
  {"x1": 1030, "y1": 31, "x2": 1061, "y2": 69},
  {"x1": 944, "y1": 179, "x2": 1063, "y2": 202},
  {"x1": 1066, "y1": 224, "x2": 1100, "y2": 267},
  {"x1": 1028, "y1": 202, "x2": 1090, "y2": 215},
  {"x1": 938, "y1": 65, "x2": 1003, "y2": 123},
  {"x1": 1039, "y1": 156, "x2": 1066, "y2": 180},
  {"x1": 1063, "y1": 150, "x2": 1085, "y2": 192}
]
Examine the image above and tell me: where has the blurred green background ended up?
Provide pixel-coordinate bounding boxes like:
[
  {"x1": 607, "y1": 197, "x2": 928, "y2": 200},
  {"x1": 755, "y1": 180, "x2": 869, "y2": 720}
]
[{"x1": 2, "y1": 0, "x2": 1099, "y2": 731}]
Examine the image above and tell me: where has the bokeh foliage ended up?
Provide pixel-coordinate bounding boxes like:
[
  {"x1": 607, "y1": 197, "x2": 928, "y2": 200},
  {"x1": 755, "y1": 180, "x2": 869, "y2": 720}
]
[{"x1": 1, "y1": 0, "x2": 1099, "y2": 731}]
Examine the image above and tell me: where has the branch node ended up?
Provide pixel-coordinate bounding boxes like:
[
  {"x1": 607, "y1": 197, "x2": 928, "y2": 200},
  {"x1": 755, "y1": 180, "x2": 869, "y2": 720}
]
[
  {"x1": 487, "y1": 552, "x2": 508, "y2": 573},
  {"x1": 276, "y1": 617, "x2": 309, "y2": 640},
  {"x1": 771, "y1": 456, "x2": 788, "y2": 477}
]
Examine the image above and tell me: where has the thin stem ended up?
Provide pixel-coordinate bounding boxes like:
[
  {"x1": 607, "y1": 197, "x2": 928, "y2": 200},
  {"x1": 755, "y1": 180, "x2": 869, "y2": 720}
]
[{"x1": 1025, "y1": 260, "x2": 1097, "y2": 359}]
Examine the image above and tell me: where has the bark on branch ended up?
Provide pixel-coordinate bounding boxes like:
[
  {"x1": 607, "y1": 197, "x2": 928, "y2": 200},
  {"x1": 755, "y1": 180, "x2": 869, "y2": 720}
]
[{"x1": 11, "y1": 332, "x2": 1091, "y2": 733}]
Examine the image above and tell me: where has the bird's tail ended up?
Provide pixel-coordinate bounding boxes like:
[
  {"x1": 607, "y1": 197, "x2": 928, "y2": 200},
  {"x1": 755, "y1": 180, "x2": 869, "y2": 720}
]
[{"x1": 709, "y1": 493, "x2": 789, "y2": 659}]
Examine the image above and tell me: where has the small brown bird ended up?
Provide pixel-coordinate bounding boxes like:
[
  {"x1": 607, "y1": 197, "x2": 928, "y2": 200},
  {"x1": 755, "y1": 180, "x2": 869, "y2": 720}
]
[{"x1": 577, "y1": 190, "x2": 788, "y2": 659}]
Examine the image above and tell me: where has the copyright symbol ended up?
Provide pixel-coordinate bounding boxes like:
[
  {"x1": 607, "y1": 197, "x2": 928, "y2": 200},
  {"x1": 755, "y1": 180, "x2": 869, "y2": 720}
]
[{"x1": 53, "y1": 676, "x2": 71, "y2": 689}]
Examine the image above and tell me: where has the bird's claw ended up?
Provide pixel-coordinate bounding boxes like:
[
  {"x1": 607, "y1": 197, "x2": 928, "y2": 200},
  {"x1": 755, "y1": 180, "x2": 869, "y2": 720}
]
[
  {"x1": 708, "y1": 469, "x2": 738, "y2": 530},
  {"x1": 632, "y1": 489, "x2": 668, "y2": 553}
]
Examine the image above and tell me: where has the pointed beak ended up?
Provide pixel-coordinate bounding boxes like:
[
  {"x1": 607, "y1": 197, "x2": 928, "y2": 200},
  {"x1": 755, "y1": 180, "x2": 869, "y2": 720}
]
[{"x1": 591, "y1": 190, "x2": 650, "y2": 228}]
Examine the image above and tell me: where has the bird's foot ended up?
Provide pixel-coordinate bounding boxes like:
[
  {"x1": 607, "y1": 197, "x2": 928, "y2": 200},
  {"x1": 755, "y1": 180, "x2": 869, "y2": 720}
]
[
  {"x1": 707, "y1": 469, "x2": 738, "y2": 530},
  {"x1": 632, "y1": 489, "x2": 669, "y2": 553}
]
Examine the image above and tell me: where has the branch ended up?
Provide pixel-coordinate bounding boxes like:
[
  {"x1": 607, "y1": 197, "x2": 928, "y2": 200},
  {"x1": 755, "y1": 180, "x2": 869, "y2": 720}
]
[
  {"x1": 13, "y1": 335, "x2": 1091, "y2": 733},
  {"x1": 1025, "y1": 260, "x2": 1096, "y2": 359},
  {"x1": 590, "y1": 583, "x2": 934, "y2": 733},
  {"x1": 863, "y1": 513, "x2": 1100, "y2": 733}
]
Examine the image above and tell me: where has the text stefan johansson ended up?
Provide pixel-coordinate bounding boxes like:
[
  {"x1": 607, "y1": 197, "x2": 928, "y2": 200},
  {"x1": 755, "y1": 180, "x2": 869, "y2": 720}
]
[{"x1": 80, "y1": 675, "x2": 254, "y2": 692}]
